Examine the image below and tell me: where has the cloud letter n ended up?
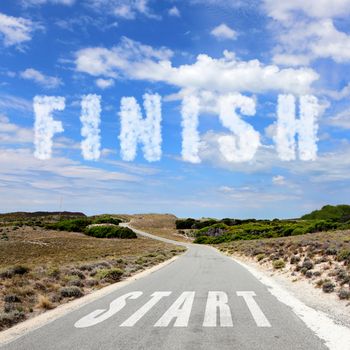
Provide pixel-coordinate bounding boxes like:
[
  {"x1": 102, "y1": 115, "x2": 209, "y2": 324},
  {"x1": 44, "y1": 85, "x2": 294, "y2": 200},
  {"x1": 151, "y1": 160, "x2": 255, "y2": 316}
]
[
  {"x1": 119, "y1": 94, "x2": 162, "y2": 162},
  {"x1": 33, "y1": 96, "x2": 65, "y2": 160}
]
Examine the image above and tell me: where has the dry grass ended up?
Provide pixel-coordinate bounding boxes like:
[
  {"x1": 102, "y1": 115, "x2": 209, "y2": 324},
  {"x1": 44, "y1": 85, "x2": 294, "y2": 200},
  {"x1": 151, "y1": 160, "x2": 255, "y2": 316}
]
[
  {"x1": 129, "y1": 214, "x2": 192, "y2": 242},
  {"x1": 36, "y1": 295, "x2": 54, "y2": 310},
  {"x1": 0, "y1": 224, "x2": 185, "y2": 331}
]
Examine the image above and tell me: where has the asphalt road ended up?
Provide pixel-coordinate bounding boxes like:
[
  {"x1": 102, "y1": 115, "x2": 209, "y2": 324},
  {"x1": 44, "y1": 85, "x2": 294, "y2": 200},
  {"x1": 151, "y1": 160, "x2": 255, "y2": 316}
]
[{"x1": 1, "y1": 226, "x2": 328, "y2": 350}]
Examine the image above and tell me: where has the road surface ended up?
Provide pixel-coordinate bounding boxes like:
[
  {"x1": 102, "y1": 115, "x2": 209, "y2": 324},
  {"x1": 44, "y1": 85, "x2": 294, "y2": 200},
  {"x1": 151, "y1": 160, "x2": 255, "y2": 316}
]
[{"x1": 1, "y1": 226, "x2": 329, "y2": 350}]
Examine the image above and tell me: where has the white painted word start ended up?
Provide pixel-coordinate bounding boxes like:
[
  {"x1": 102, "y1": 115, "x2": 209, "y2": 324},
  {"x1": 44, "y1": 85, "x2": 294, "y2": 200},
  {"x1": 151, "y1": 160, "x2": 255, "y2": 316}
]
[
  {"x1": 74, "y1": 291, "x2": 271, "y2": 328},
  {"x1": 34, "y1": 93, "x2": 319, "y2": 163}
]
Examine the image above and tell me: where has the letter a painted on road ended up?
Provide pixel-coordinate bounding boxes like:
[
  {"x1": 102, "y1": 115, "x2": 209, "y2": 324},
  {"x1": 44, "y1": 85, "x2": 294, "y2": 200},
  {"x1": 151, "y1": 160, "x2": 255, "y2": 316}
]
[{"x1": 154, "y1": 291, "x2": 195, "y2": 327}]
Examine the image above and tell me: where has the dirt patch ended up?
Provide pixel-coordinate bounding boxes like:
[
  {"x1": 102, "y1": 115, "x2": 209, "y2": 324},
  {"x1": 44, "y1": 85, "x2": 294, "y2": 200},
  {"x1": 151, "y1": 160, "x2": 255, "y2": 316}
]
[{"x1": 129, "y1": 214, "x2": 193, "y2": 243}]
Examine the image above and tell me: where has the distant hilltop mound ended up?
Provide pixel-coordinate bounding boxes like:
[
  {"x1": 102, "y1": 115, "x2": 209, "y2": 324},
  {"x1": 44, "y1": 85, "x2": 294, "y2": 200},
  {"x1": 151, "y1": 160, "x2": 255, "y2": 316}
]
[
  {"x1": 0, "y1": 211, "x2": 86, "y2": 219},
  {"x1": 301, "y1": 205, "x2": 350, "y2": 222}
]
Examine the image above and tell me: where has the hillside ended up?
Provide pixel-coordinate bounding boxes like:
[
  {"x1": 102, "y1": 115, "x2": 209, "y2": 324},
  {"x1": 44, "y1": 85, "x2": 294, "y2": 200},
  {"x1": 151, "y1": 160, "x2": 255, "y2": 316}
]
[
  {"x1": 301, "y1": 204, "x2": 350, "y2": 221},
  {"x1": 0, "y1": 211, "x2": 86, "y2": 220}
]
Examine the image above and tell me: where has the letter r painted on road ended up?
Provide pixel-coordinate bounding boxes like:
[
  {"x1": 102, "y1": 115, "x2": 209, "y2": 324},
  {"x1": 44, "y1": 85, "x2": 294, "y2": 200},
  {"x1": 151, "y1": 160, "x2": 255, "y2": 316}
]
[
  {"x1": 203, "y1": 291, "x2": 233, "y2": 327},
  {"x1": 74, "y1": 291, "x2": 143, "y2": 328}
]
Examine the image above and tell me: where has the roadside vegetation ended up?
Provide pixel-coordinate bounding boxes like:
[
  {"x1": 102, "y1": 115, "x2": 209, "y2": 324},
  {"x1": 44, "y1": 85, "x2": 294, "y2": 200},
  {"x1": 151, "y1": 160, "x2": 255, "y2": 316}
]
[
  {"x1": 175, "y1": 205, "x2": 350, "y2": 244},
  {"x1": 0, "y1": 213, "x2": 185, "y2": 331},
  {"x1": 218, "y1": 230, "x2": 350, "y2": 301},
  {"x1": 175, "y1": 205, "x2": 350, "y2": 301}
]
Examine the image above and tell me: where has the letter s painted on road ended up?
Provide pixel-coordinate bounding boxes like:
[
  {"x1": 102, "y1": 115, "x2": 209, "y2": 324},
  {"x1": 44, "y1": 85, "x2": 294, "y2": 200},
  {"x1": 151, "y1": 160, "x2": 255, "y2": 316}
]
[{"x1": 74, "y1": 291, "x2": 143, "y2": 328}]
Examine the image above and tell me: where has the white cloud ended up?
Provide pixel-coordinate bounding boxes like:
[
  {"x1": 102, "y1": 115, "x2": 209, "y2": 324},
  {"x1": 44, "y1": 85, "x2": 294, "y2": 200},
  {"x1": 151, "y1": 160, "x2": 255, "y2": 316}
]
[
  {"x1": 272, "y1": 175, "x2": 286, "y2": 185},
  {"x1": 75, "y1": 37, "x2": 318, "y2": 96},
  {"x1": 114, "y1": 4, "x2": 135, "y2": 19},
  {"x1": 0, "y1": 12, "x2": 37, "y2": 47},
  {"x1": 211, "y1": 23, "x2": 237, "y2": 40},
  {"x1": 95, "y1": 78, "x2": 115, "y2": 89},
  {"x1": 20, "y1": 68, "x2": 62, "y2": 88},
  {"x1": 273, "y1": 19, "x2": 350, "y2": 65},
  {"x1": 0, "y1": 115, "x2": 33, "y2": 144},
  {"x1": 22, "y1": 0, "x2": 75, "y2": 5},
  {"x1": 321, "y1": 83, "x2": 350, "y2": 101},
  {"x1": 199, "y1": 129, "x2": 350, "y2": 185},
  {"x1": 75, "y1": 36, "x2": 173, "y2": 77},
  {"x1": 190, "y1": 0, "x2": 252, "y2": 8},
  {"x1": 264, "y1": 1, "x2": 350, "y2": 64},
  {"x1": 264, "y1": 0, "x2": 350, "y2": 21},
  {"x1": 0, "y1": 93, "x2": 32, "y2": 112},
  {"x1": 327, "y1": 109, "x2": 350, "y2": 129},
  {"x1": 218, "y1": 185, "x2": 299, "y2": 203},
  {"x1": 168, "y1": 6, "x2": 180, "y2": 17},
  {"x1": 88, "y1": 0, "x2": 159, "y2": 20}
]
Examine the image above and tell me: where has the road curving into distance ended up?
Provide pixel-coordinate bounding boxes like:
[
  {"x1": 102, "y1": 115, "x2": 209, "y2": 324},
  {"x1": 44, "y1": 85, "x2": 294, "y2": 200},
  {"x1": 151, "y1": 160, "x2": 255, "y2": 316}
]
[{"x1": 1, "y1": 224, "x2": 346, "y2": 350}]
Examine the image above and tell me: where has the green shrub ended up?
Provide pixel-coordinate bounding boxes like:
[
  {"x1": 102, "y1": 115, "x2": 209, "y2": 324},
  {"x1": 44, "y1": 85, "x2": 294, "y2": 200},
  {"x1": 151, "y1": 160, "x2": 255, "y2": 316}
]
[
  {"x1": 85, "y1": 226, "x2": 137, "y2": 239},
  {"x1": 0, "y1": 265, "x2": 30, "y2": 279},
  {"x1": 92, "y1": 216, "x2": 122, "y2": 225},
  {"x1": 59, "y1": 286, "x2": 83, "y2": 298},
  {"x1": 256, "y1": 254, "x2": 266, "y2": 262},
  {"x1": 322, "y1": 282, "x2": 335, "y2": 293},
  {"x1": 97, "y1": 268, "x2": 124, "y2": 282},
  {"x1": 194, "y1": 236, "x2": 212, "y2": 244},
  {"x1": 292, "y1": 227, "x2": 308, "y2": 236},
  {"x1": 272, "y1": 259, "x2": 285, "y2": 269},
  {"x1": 46, "y1": 219, "x2": 92, "y2": 232},
  {"x1": 337, "y1": 249, "x2": 350, "y2": 262},
  {"x1": 0, "y1": 311, "x2": 25, "y2": 330},
  {"x1": 175, "y1": 218, "x2": 197, "y2": 229},
  {"x1": 338, "y1": 289, "x2": 350, "y2": 300},
  {"x1": 302, "y1": 204, "x2": 350, "y2": 222}
]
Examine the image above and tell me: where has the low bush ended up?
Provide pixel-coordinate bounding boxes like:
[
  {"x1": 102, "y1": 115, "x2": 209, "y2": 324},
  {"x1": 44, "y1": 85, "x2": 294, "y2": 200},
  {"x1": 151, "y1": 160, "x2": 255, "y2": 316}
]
[
  {"x1": 0, "y1": 265, "x2": 30, "y2": 279},
  {"x1": 272, "y1": 259, "x2": 286, "y2": 269},
  {"x1": 96, "y1": 268, "x2": 124, "y2": 282},
  {"x1": 59, "y1": 286, "x2": 83, "y2": 298},
  {"x1": 92, "y1": 216, "x2": 122, "y2": 225},
  {"x1": 337, "y1": 249, "x2": 350, "y2": 262},
  {"x1": 302, "y1": 259, "x2": 314, "y2": 270},
  {"x1": 256, "y1": 253, "x2": 266, "y2": 262},
  {"x1": 290, "y1": 255, "x2": 301, "y2": 264},
  {"x1": 322, "y1": 282, "x2": 335, "y2": 293},
  {"x1": 46, "y1": 219, "x2": 92, "y2": 232},
  {"x1": 338, "y1": 289, "x2": 350, "y2": 300},
  {"x1": 175, "y1": 218, "x2": 197, "y2": 229},
  {"x1": 4, "y1": 295, "x2": 21, "y2": 303},
  {"x1": 0, "y1": 311, "x2": 26, "y2": 330},
  {"x1": 85, "y1": 226, "x2": 137, "y2": 239}
]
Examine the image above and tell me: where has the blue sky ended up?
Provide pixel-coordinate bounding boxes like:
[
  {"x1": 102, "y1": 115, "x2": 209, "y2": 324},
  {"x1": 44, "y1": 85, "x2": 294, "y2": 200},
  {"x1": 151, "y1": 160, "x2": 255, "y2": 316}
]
[{"x1": 1, "y1": 0, "x2": 350, "y2": 218}]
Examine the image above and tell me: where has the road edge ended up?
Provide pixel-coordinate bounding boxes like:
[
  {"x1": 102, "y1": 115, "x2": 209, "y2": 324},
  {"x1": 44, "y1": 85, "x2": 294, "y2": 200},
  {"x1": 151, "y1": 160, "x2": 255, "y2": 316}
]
[
  {"x1": 0, "y1": 253, "x2": 183, "y2": 346},
  {"x1": 229, "y1": 254, "x2": 350, "y2": 350}
]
